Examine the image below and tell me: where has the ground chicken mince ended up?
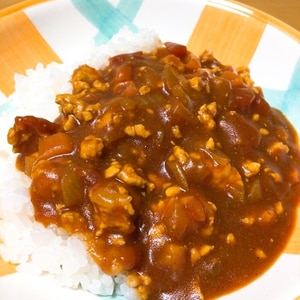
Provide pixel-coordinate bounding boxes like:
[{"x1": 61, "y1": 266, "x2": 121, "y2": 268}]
[{"x1": 7, "y1": 42, "x2": 300, "y2": 299}]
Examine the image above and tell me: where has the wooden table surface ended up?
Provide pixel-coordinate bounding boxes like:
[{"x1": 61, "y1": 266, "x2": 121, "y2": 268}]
[{"x1": 1, "y1": 0, "x2": 300, "y2": 31}]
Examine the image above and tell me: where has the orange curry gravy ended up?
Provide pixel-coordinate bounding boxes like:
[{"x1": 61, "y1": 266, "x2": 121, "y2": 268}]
[{"x1": 8, "y1": 43, "x2": 300, "y2": 299}]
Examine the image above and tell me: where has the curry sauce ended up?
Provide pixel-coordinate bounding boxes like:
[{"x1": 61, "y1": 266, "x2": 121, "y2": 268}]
[{"x1": 8, "y1": 43, "x2": 300, "y2": 299}]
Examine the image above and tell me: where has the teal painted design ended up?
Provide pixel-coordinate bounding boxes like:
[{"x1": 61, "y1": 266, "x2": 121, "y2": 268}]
[
  {"x1": 0, "y1": 102, "x2": 13, "y2": 117},
  {"x1": 263, "y1": 57, "x2": 300, "y2": 132},
  {"x1": 71, "y1": 0, "x2": 143, "y2": 44}
]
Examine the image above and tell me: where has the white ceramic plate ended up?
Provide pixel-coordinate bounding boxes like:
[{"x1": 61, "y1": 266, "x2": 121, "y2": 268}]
[{"x1": 0, "y1": 0, "x2": 299, "y2": 299}]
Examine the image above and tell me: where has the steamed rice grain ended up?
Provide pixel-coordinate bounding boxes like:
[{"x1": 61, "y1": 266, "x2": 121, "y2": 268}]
[{"x1": 0, "y1": 27, "x2": 161, "y2": 299}]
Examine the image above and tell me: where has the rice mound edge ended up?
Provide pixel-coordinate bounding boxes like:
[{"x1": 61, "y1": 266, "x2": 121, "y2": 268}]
[{"x1": 0, "y1": 27, "x2": 162, "y2": 299}]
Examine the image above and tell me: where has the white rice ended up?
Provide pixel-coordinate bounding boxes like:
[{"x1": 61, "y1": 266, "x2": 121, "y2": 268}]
[{"x1": 0, "y1": 27, "x2": 161, "y2": 299}]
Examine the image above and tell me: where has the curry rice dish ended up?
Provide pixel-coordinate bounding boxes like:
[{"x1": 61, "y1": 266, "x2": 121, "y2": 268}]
[{"x1": 6, "y1": 41, "x2": 300, "y2": 299}]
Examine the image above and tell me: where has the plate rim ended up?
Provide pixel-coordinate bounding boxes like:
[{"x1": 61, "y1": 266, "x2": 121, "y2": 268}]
[
  {"x1": 211, "y1": 0, "x2": 300, "y2": 42},
  {"x1": 1, "y1": 0, "x2": 299, "y2": 43}
]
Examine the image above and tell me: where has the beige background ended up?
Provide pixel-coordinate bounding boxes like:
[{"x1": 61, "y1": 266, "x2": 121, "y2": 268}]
[{"x1": 0, "y1": 0, "x2": 300, "y2": 31}]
